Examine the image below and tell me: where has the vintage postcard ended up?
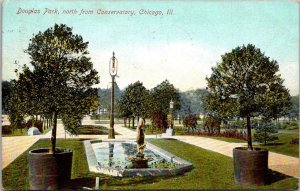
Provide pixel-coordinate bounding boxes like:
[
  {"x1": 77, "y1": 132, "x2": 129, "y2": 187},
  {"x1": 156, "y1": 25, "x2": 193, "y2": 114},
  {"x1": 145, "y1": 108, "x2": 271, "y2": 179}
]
[{"x1": 1, "y1": 0, "x2": 299, "y2": 190}]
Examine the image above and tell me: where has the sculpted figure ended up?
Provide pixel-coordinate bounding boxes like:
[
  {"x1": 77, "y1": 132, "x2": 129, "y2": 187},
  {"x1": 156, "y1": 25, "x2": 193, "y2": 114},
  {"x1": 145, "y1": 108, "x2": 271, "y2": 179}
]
[{"x1": 136, "y1": 118, "x2": 146, "y2": 155}]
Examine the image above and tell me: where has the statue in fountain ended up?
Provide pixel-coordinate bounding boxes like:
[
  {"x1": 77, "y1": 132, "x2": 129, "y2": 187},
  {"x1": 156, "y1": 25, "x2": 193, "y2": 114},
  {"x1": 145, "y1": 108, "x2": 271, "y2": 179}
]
[
  {"x1": 136, "y1": 118, "x2": 146, "y2": 157},
  {"x1": 126, "y1": 118, "x2": 153, "y2": 168}
]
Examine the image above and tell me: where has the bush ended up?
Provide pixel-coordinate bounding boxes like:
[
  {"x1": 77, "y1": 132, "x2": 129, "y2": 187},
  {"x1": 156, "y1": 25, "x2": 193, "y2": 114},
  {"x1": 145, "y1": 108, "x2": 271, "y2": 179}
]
[
  {"x1": 203, "y1": 117, "x2": 221, "y2": 133},
  {"x1": 2, "y1": 125, "x2": 12, "y2": 134},
  {"x1": 151, "y1": 112, "x2": 168, "y2": 132},
  {"x1": 290, "y1": 138, "x2": 299, "y2": 145},
  {"x1": 183, "y1": 115, "x2": 198, "y2": 129},
  {"x1": 186, "y1": 129, "x2": 247, "y2": 141}
]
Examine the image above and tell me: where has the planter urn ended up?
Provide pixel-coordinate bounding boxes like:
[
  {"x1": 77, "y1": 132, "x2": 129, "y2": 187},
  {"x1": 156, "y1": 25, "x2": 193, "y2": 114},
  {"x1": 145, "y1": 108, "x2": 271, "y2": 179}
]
[
  {"x1": 233, "y1": 147, "x2": 268, "y2": 186},
  {"x1": 28, "y1": 148, "x2": 73, "y2": 190}
]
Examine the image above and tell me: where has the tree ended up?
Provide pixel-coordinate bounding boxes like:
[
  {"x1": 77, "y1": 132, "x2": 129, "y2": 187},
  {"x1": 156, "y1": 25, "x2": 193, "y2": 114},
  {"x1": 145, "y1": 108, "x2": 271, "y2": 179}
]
[
  {"x1": 149, "y1": 80, "x2": 180, "y2": 132},
  {"x1": 254, "y1": 120, "x2": 279, "y2": 145},
  {"x1": 117, "y1": 81, "x2": 149, "y2": 128},
  {"x1": 97, "y1": 82, "x2": 121, "y2": 116},
  {"x1": 7, "y1": 80, "x2": 26, "y2": 133},
  {"x1": 178, "y1": 89, "x2": 209, "y2": 120},
  {"x1": 2, "y1": 80, "x2": 13, "y2": 114},
  {"x1": 183, "y1": 114, "x2": 198, "y2": 132},
  {"x1": 205, "y1": 44, "x2": 290, "y2": 150},
  {"x1": 15, "y1": 24, "x2": 99, "y2": 153},
  {"x1": 285, "y1": 95, "x2": 299, "y2": 121}
]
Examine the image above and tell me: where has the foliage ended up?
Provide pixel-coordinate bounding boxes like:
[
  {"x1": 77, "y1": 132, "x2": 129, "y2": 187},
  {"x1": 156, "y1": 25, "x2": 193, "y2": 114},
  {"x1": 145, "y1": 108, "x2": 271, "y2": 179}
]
[
  {"x1": 13, "y1": 24, "x2": 99, "y2": 152},
  {"x1": 205, "y1": 44, "x2": 291, "y2": 149},
  {"x1": 289, "y1": 138, "x2": 299, "y2": 145},
  {"x1": 178, "y1": 89, "x2": 209, "y2": 117},
  {"x1": 254, "y1": 120, "x2": 279, "y2": 145},
  {"x1": 187, "y1": 129, "x2": 247, "y2": 141},
  {"x1": 97, "y1": 83, "x2": 121, "y2": 115},
  {"x1": 7, "y1": 81, "x2": 26, "y2": 132},
  {"x1": 285, "y1": 95, "x2": 299, "y2": 120},
  {"x1": 149, "y1": 80, "x2": 180, "y2": 131},
  {"x1": 2, "y1": 125, "x2": 12, "y2": 134},
  {"x1": 25, "y1": 119, "x2": 43, "y2": 132},
  {"x1": 117, "y1": 81, "x2": 149, "y2": 119},
  {"x1": 203, "y1": 116, "x2": 221, "y2": 133},
  {"x1": 183, "y1": 115, "x2": 198, "y2": 129},
  {"x1": 2, "y1": 81, "x2": 13, "y2": 114},
  {"x1": 227, "y1": 119, "x2": 247, "y2": 129}
]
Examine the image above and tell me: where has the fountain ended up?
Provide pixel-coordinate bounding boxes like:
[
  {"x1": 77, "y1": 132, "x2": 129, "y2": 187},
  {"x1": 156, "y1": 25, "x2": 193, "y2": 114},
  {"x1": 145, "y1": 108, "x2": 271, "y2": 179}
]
[
  {"x1": 126, "y1": 118, "x2": 153, "y2": 168},
  {"x1": 83, "y1": 119, "x2": 193, "y2": 177}
]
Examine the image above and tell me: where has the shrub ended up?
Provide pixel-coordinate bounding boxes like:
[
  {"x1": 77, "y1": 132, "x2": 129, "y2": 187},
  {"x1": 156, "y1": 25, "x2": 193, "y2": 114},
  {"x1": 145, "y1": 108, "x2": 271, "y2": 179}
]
[
  {"x1": 186, "y1": 129, "x2": 247, "y2": 141},
  {"x1": 183, "y1": 115, "x2": 198, "y2": 129},
  {"x1": 2, "y1": 125, "x2": 12, "y2": 134},
  {"x1": 151, "y1": 112, "x2": 168, "y2": 132},
  {"x1": 290, "y1": 138, "x2": 299, "y2": 145},
  {"x1": 203, "y1": 117, "x2": 221, "y2": 133}
]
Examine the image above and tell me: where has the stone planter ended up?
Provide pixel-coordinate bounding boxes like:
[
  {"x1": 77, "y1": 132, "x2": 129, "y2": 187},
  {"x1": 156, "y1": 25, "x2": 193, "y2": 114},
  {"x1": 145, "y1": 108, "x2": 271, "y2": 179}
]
[
  {"x1": 28, "y1": 148, "x2": 73, "y2": 190},
  {"x1": 233, "y1": 147, "x2": 268, "y2": 186}
]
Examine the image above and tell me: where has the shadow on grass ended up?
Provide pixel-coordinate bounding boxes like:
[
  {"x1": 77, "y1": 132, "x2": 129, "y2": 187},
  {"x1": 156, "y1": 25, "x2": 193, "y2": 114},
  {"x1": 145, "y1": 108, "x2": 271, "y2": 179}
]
[{"x1": 266, "y1": 169, "x2": 291, "y2": 185}]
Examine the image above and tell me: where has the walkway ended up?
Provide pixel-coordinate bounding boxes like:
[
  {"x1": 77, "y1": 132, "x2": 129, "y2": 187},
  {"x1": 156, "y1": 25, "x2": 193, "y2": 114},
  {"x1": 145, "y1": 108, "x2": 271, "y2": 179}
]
[{"x1": 2, "y1": 119, "x2": 299, "y2": 179}]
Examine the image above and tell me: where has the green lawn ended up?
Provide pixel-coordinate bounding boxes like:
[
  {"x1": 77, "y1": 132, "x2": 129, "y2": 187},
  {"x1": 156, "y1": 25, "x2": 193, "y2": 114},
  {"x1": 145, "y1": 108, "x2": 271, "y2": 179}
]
[
  {"x1": 78, "y1": 125, "x2": 119, "y2": 135},
  {"x1": 258, "y1": 133, "x2": 299, "y2": 157},
  {"x1": 2, "y1": 138, "x2": 298, "y2": 190}
]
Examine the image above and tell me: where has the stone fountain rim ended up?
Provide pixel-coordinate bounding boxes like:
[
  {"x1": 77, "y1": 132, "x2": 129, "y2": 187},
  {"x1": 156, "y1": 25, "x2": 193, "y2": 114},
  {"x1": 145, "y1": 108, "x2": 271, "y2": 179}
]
[{"x1": 84, "y1": 139, "x2": 193, "y2": 177}]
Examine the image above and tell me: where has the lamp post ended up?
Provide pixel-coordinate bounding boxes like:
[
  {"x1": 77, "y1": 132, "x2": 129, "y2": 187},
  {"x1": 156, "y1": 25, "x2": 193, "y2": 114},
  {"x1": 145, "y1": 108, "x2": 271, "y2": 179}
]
[
  {"x1": 108, "y1": 52, "x2": 118, "y2": 139},
  {"x1": 166, "y1": 99, "x2": 175, "y2": 136},
  {"x1": 170, "y1": 99, "x2": 174, "y2": 129}
]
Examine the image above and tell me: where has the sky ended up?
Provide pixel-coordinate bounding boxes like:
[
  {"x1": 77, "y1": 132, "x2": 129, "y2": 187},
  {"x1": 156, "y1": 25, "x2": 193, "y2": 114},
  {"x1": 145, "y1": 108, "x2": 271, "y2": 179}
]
[{"x1": 2, "y1": 0, "x2": 299, "y2": 95}]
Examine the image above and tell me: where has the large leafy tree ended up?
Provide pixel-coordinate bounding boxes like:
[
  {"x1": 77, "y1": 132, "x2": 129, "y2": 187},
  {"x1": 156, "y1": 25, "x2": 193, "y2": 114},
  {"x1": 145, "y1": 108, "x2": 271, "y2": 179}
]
[
  {"x1": 205, "y1": 44, "x2": 290, "y2": 150},
  {"x1": 2, "y1": 80, "x2": 13, "y2": 114},
  {"x1": 117, "y1": 81, "x2": 150, "y2": 127},
  {"x1": 149, "y1": 80, "x2": 180, "y2": 131},
  {"x1": 15, "y1": 24, "x2": 99, "y2": 153}
]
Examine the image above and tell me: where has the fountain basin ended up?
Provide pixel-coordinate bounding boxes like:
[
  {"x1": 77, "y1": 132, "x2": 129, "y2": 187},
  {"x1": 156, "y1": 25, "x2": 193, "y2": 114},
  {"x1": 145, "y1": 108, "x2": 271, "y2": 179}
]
[{"x1": 84, "y1": 139, "x2": 193, "y2": 177}]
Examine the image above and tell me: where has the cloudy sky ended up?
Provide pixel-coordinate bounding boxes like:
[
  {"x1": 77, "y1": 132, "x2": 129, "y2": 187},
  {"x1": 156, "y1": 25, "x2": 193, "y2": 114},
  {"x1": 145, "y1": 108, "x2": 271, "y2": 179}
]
[{"x1": 2, "y1": 0, "x2": 299, "y2": 95}]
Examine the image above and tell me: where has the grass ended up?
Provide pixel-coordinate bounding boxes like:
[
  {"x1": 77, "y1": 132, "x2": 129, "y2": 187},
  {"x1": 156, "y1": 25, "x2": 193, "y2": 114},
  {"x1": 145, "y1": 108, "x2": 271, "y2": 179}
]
[
  {"x1": 2, "y1": 138, "x2": 298, "y2": 190},
  {"x1": 77, "y1": 125, "x2": 119, "y2": 135},
  {"x1": 258, "y1": 133, "x2": 299, "y2": 157}
]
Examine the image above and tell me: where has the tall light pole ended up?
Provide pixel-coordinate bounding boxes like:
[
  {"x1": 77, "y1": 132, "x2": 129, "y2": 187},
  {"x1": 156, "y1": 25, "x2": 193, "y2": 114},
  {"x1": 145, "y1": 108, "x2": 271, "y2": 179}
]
[
  {"x1": 108, "y1": 52, "x2": 118, "y2": 139},
  {"x1": 166, "y1": 99, "x2": 175, "y2": 136},
  {"x1": 170, "y1": 99, "x2": 174, "y2": 129}
]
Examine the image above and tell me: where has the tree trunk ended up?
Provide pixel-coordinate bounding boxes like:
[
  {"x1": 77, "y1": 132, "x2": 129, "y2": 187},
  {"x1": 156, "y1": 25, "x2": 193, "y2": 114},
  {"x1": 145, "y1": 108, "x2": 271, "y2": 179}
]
[
  {"x1": 247, "y1": 116, "x2": 253, "y2": 150},
  {"x1": 124, "y1": 118, "x2": 127, "y2": 127},
  {"x1": 128, "y1": 118, "x2": 131, "y2": 128},
  {"x1": 50, "y1": 112, "x2": 58, "y2": 154},
  {"x1": 132, "y1": 116, "x2": 135, "y2": 129},
  {"x1": 264, "y1": 127, "x2": 267, "y2": 145}
]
